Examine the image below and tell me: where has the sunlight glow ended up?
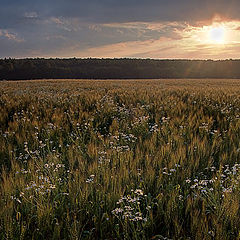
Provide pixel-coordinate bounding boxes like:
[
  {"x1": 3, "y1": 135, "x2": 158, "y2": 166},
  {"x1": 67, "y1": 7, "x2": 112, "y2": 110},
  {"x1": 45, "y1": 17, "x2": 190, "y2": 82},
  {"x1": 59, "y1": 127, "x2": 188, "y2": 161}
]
[{"x1": 208, "y1": 26, "x2": 225, "y2": 44}]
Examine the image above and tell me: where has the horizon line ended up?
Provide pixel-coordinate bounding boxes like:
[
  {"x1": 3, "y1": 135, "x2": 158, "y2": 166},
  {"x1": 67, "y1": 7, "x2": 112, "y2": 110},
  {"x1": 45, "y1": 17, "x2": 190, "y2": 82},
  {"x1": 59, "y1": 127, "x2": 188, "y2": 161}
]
[{"x1": 1, "y1": 57, "x2": 240, "y2": 61}]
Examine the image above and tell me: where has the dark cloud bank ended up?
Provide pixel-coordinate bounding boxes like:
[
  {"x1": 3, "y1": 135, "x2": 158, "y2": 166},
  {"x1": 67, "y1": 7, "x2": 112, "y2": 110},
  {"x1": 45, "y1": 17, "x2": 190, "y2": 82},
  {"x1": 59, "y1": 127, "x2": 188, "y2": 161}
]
[{"x1": 1, "y1": 0, "x2": 240, "y2": 27}]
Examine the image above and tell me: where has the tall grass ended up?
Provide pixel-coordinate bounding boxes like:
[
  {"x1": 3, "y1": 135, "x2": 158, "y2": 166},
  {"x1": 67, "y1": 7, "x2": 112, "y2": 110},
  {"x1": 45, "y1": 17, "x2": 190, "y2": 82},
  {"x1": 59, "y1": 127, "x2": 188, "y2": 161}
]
[{"x1": 1, "y1": 79, "x2": 240, "y2": 239}]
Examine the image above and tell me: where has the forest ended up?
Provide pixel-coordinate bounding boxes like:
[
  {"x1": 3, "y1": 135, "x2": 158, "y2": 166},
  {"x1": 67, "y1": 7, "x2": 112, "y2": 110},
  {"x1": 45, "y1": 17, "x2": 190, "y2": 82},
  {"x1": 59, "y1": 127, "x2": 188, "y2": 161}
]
[{"x1": 1, "y1": 58, "x2": 240, "y2": 80}]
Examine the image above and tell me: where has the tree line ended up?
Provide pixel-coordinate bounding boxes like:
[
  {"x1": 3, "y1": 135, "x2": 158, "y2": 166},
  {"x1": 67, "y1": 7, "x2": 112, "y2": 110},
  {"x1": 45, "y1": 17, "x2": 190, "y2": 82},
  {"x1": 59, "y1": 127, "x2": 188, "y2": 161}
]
[{"x1": 1, "y1": 58, "x2": 240, "y2": 80}]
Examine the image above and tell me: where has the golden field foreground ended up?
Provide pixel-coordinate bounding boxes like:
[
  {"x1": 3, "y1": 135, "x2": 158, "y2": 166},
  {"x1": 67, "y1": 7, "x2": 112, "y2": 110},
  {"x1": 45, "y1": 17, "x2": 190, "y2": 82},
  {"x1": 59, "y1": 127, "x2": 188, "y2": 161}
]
[{"x1": 1, "y1": 79, "x2": 240, "y2": 240}]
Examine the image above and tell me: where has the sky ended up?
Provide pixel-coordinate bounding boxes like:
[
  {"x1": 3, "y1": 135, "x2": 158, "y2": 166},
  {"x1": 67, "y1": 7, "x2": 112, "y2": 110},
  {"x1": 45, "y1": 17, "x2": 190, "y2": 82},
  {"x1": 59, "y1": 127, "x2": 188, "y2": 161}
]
[{"x1": 1, "y1": 0, "x2": 240, "y2": 59}]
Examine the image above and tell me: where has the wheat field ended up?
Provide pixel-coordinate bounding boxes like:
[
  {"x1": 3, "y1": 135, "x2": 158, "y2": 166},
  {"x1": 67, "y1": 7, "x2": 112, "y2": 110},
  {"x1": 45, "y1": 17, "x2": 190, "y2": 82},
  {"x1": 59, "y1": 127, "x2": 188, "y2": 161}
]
[{"x1": 1, "y1": 79, "x2": 240, "y2": 239}]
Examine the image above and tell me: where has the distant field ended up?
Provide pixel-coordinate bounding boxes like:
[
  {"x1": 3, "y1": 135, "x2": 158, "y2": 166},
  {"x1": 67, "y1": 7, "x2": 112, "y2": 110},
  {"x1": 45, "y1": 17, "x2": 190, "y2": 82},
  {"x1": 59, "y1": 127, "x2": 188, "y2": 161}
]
[{"x1": 1, "y1": 79, "x2": 240, "y2": 239}]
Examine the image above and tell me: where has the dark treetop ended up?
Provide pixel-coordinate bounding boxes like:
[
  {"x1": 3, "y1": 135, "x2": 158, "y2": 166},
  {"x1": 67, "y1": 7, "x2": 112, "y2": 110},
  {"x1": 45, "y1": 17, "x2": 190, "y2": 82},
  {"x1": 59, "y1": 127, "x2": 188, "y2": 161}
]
[{"x1": 1, "y1": 58, "x2": 240, "y2": 80}]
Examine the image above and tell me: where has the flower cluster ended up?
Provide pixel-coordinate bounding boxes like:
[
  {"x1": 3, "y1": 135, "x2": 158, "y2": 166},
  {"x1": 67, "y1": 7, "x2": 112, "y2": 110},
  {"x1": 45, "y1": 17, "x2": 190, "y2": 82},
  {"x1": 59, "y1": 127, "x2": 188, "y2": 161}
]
[
  {"x1": 112, "y1": 189, "x2": 151, "y2": 222},
  {"x1": 186, "y1": 163, "x2": 240, "y2": 197},
  {"x1": 11, "y1": 160, "x2": 68, "y2": 203}
]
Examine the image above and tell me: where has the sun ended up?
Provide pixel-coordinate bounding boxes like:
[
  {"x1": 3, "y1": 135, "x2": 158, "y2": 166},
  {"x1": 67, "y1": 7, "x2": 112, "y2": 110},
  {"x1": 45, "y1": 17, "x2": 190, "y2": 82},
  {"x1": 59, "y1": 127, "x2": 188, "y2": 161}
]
[{"x1": 208, "y1": 26, "x2": 225, "y2": 44}]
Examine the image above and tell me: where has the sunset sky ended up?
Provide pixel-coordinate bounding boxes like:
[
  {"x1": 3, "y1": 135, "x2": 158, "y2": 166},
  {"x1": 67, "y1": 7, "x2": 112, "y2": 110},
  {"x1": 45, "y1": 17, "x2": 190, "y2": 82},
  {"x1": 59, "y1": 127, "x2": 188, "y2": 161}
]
[{"x1": 1, "y1": 0, "x2": 240, "y2": 59}]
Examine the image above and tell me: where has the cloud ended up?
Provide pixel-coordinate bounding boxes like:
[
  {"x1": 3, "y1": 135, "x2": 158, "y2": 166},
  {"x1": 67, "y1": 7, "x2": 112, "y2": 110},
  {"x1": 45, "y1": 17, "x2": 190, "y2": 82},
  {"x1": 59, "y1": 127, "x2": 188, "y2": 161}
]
[
  {"x1": 24, "y1": 12, "x2": 38, "y2": 19},
  {"x1": 0, "y1": 29, "x2": 24, "y2": 42},
  {"x1": 49, "y1": 20, "x2": 240, "y2": 60},
  {"x1": 72, "y1": 37, "x2": 175, "y2": 58},
  {"x1": 1, "y1": 18, "x2": 240, "y2": 59}
]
